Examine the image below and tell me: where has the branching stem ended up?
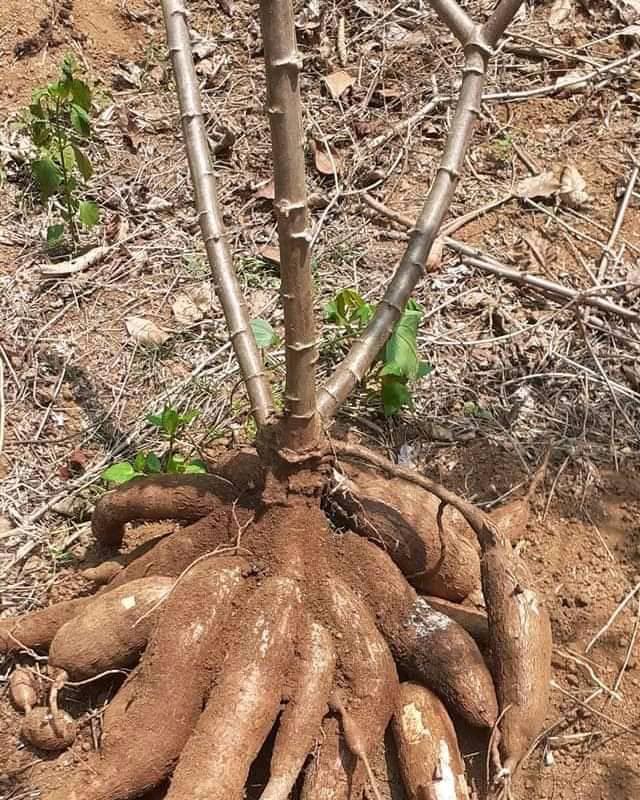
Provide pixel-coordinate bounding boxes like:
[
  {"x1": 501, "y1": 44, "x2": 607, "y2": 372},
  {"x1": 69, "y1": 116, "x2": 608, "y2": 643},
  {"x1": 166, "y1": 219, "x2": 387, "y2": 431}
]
[
  {"x1": 161, "y1": 0, "x2": 274, "y2": 427},
  {"x1": 259, "y1": 0, "x2": 320, "y2": 451},
  {"x1": 318, "y1": 0, "x2": 526, "y2": 418}
]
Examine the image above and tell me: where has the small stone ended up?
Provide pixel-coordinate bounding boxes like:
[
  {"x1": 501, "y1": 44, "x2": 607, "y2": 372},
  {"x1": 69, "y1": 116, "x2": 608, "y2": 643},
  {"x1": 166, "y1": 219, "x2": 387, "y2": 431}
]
[{"x1": 52, "y1": 495, "x2": 91, "y2": 521}]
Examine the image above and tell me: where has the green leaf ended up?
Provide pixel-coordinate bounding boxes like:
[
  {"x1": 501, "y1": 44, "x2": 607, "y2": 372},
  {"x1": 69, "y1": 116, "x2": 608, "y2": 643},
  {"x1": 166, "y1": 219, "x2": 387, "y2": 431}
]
[
  {"x1": 133, "y1": 452, "x2": 147, "y2": 473},
  {"x1": 70, "y1": 104, "x2": 90, "y2": 137},
  {"x1": 383, "y1": 304, "x2": 424, "y2": 381},
  {"x1": 62, "y1": 144, "x2": 76, "y2": 171},
  {"x1": 381, "y1": 376, "x2": 411, "y2": 417},
  {"x1": 47, "y1": 79, "x2": 70, "y2": 100},
  {"x1": 32, "y1": 158, "x2": 61, "y2": 200},
  {"x1": 72, "y1": 145, "x2": 93, "y2": 180},
  {"x1": 29, "y1": 100, "x2": 45, "y2": 119},
  {"x1": 78, "y1": 200, "x2": 99, "y2": 228},
  {"x1": 325, "y1": 288, "x2": 372, "y2": 330},
  {"x1": 144, "y1": 452, "x2": 162, "y2": 473},
  {"x1": 62, "y1": 54, "x2": 76, "y2": 81},
  {"x1": 324, "y1": 299, "x2": 339, "y2": 322},
  {"x1": 146, "y1": 413, "x2": 163, "y2": 428},
  {"x1": 251, "y1": 318, "x2": 279, "y2": 349},
  {"x1": 71, "y1": 79, "x2": 91, "y2": 112},
  {"x1": 63, "y1": 175, "x2": 78, "y2": 194},
  {"x1": 379, "y1": 361, "x2": 406, "y2": 378},
  {"x1": 161, "y1": 406, "x2": 180, "y2": 437},
  {"x1": 165, "y1": 453, "x2": 185, "y2": 474},
  {"x1": 102, "y1": 462, "x2": 140, "y2": 484},
  {"x1": 30, "y1": 119, "x2": 51, "y2": 148},
  {"x1": 184, "y1": 460, "x2": 208, "y2": 474},
  {"x1": 462, "y1": 401, "x2": 492, "y2": 420},
  {"x1": 416, "y1": 361, "x2": 433, "y2": 379},
  {"x1": 355, "y1": 302, "x2": 374, "y2": 326},
  {"x1": 46, "y1": 224, "x2": 65, "y2": 244},
  {"x1": 179, "y1": 409, "x2": 199, "y2": 425}
]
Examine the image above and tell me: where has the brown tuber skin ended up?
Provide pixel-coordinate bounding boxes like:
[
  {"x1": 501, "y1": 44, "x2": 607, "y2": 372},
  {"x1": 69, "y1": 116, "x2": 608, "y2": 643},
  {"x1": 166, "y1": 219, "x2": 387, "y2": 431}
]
[
  {"x1": 338, "y1": 532, "x2": 498, "y2": 728},
  {"x1": 330, "y1": 465, "x2": 481, "y2": 602},
  {"x1": 165, "y1": 577, "x2": 301, "y2": 800},
  {"x1": 480, "y1": 532, "x2": 552, "y2": 778},
  {"x1": 302, "y1": 580, "x2": 399, "y2": 800},
  {"x1": 260, "y1": 621, "x2": 336, "y2": 800},
  {"x1": 488, "y1": 451, "x2": 549, "y2": 542},
  {"x1": 392, "y1": 682, "x2": 471, "y2": 800},
  {"x1": 92, "y1": 452, "x2": 263, "y2": 548},
  {"x1": 81, "y1": 562, "x2": 124, "y2": 585},
  {"x1": 9, "y1": 667, "x2": 39, "y2": 712},
  {"x1": 0, "y1": 597, "x2": 90, "y2": 655},
  {"x1": 420, "y1": 596, "x2": 489, "y2": 647},
  {"x1": 48, "y1": 576, "x2": 175, "y2": 679},
  {"x1": 43, "y1": 557, "x2": 247, "y2": 800},
  {"x1": 22, "y1": 707, "x2": 77, "y2": 751}
]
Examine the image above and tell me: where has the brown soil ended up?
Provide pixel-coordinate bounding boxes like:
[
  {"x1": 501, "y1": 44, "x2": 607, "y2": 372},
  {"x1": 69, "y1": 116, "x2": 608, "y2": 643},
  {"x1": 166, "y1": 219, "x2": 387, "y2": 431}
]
[{"x1": 0, "y1": 0, "x2": 151, "y2": 111}]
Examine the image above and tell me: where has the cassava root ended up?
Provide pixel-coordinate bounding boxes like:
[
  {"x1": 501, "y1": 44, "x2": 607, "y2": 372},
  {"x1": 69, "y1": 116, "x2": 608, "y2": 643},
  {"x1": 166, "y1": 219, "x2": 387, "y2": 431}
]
[
  {"x1": 392, "y1": 682, "x2": 471, "y2": 800},
  {"x1": 48, "y1": 577, "x2": 175, "y2": 679},
  {"x1": 338, "y1": 532, "x2": 498, "y2": 728},
  {"x1": 4, "y1": 0, "x2": 551, "y2": 790},
  {"x1": 330, "y1": 465, "x2": 481, "y2": 601},
  {"x1": 165, "y1": 577, "x2": 302, "y2": 800},
  {"x1": 7, "y1": 447, "x2": 550, "y2": 800},
  {"x1": 43, "y1": 557, "x2": 248, "y2": 800},
  {"x1": 260, "y1": 621, "x2": 336, "y2": 800}
]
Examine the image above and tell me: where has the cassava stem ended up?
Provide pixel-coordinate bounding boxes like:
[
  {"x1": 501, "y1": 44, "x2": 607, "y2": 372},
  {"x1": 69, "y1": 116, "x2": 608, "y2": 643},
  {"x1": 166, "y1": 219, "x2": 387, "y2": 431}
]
[
  {"x1": 318, "y1": 0, "x2": 525, "y2": 418},
  {"x1": 259, "y1": 0, "x2": 321, "y2": 452},
  {"x1": 161, "y1": 0, "x2": 274, "y2": 427}
]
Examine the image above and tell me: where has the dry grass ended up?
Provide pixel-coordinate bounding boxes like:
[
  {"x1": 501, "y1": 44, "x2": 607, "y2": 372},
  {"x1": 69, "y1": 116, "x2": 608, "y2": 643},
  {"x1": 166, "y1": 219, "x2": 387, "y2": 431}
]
[{"x1": 0, "y1": 0, "x2": 638, "y2": 613}]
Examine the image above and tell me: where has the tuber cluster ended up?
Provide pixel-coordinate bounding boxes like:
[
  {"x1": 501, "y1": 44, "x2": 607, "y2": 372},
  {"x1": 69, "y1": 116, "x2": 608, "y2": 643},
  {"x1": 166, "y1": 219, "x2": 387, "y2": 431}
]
[{"x1": 0, "y1": 452, "x2": 552, "y2": 800}]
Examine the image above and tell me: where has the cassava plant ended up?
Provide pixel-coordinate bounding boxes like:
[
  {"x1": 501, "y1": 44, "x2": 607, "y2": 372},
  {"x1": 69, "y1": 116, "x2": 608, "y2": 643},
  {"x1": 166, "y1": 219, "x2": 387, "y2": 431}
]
[
  {"x1": 101, "y1": 405, "x2": 208, "y2": 484},
  {"x1": 2, "y1": 2, "x2": 552, "y2": 800},
  {"x1": 25, "y1": 54, "x2": 99, "y2": 247}
]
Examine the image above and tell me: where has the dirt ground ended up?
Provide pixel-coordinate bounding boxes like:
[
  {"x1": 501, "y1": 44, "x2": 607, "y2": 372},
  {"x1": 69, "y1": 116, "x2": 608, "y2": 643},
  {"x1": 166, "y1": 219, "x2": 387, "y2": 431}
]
[{"x1": 1, "y1": 0, "x2": 640, "y2": 798}]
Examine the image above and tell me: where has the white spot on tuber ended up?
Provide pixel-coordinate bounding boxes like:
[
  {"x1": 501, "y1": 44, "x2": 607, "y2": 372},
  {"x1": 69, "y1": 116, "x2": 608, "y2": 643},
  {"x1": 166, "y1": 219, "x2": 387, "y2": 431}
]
[
  {"x1": 400, "y1": 701, "x2": 431, "y2": 744},
  {"x1": 407, "y1": 598, "x2": 451, "y2": 637},
  {"x1": 255, "y1": 615, "x2": 272, "y2": 657},
  {"x1": 431, "y1": 740, "x2": 458, "y2": 800},
  {"x1": 121, "y1": 595, "x2": 136, "y2": 610},
  {"x1": 190, "y1": 622, "x2": 205, "y2": 643},
  {"x1": 517, "y1": 588, "x2": 540, "y2": 627}
]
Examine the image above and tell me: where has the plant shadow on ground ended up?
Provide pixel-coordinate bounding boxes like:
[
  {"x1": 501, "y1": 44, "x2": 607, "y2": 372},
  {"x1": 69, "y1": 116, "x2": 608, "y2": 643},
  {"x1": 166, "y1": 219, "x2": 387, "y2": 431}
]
[{"x1": 40, "y1": 350, "x2": 128, "y2": 447}]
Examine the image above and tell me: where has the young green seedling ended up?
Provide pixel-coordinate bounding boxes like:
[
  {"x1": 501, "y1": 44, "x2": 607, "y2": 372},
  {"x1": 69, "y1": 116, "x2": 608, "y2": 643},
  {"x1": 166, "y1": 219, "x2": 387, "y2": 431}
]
[
  {"x1": 24, "y1": 54, "x2": 99, "y2": 247},
  {"x1": 102, "y1": 405, "x2": 207, "y2": 484}
]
